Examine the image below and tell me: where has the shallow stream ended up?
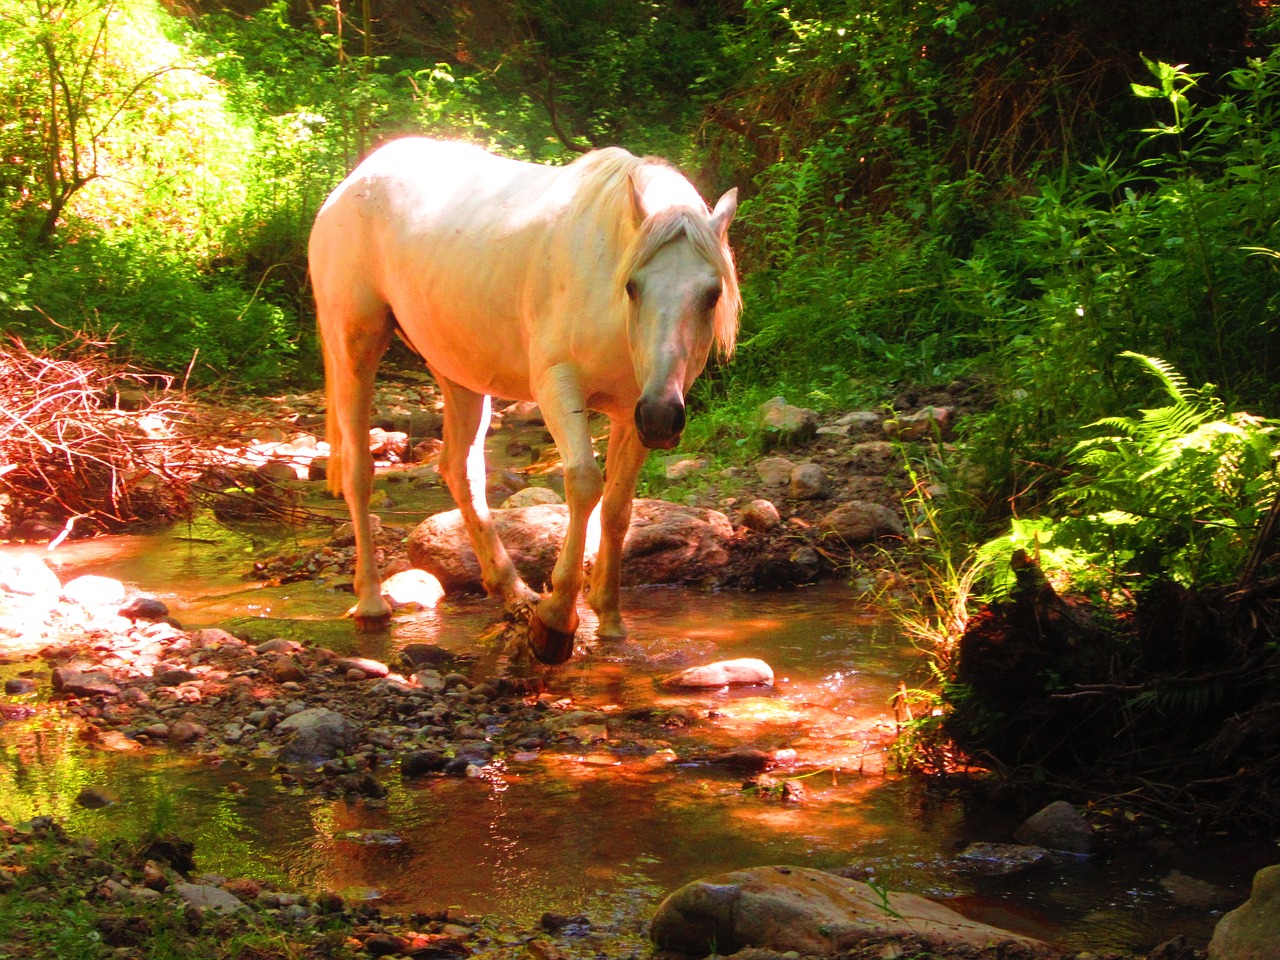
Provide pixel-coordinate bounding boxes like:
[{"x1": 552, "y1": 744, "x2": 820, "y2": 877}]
[{"x1": 1, "y1": 520, "x2": 1273, "y2": 953}]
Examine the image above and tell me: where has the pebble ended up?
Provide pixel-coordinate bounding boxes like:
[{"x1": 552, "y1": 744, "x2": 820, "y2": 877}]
[{"x1": 739, "y1": 499, "x2": 781, "y2": 532}]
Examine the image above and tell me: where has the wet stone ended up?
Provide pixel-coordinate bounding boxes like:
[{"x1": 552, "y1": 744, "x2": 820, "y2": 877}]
[
  {"x1": 75, "y1": 787, "x2": 117, "y2": 809},
  {"x1": 662, "y1": 658, "x2": 775, "y2": 690},
  {"x1": 364, "y1": 933, "x2": 410, "y2": 957},
  {"x1": 191, "y1": 628, "x2": 242, "y2": 649},
  {"x1": 169, "y1": 721, "x2": 207, "y2": 744},
  {"x1": 172, "y1": 882, "x2": 247, "y2": 915},
  {"x1": 540, "y1": 912, "x2": 592, "y2": 935},
  {"x1": 62, "y1": 574, "x2": 127, "y2": 609},
  {"x1": 119, "y1": 597, "x2": 170, "y2": 622},
  {"x1": 154, "y1": 668, "x2": 198, "y2": 685},
  {"x1": 272, "y1": 659, "x2": 306, "y2": 683},
  {"x1": 1160, "y1": 870, "x2": 1235, "y2": 908},
  {"x1": 704, "y1": 748, "x2": 775, "y2": 773},
  {"x1": 337, "y1": 656, "x2": 390, "y2": 678},
  {"x1": 1014, "y1": 800, "x2": 1095, "y2": 855},
  {"x1": 956, "y1": 842, "x2": 1051, "y2": 877},
  {"x1": 51, "y1": 668, "x2": 119, "y2": 698},
  {"x1": 401, "y1": 749, "x2": 448, "y2": 776},
  {"x1": 398, "y1": 643, "x2": 454, "y2": 671}
]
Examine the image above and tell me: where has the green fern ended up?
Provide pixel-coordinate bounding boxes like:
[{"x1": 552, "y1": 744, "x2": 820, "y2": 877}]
[
  {"x1": 978, "y1": 352, "x2": 1278, "y2": 595},
  {"x1": 1062, "y1": 353, "x2": 1277, "y2": 585}
]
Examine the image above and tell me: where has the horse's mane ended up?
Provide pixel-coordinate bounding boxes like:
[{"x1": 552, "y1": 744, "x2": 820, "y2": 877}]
[{"x1": 564, "y1": 148, "x2": 741, "y2": 358}]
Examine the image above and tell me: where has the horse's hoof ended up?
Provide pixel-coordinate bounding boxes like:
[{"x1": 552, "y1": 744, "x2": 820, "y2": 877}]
[
  {"x1": 594, "y1": 615, "x2": 627, "y2": 640},
  {"x1": 351, "y1": 605, "x2": 393, "y2": 632},
  {"x1": 528, "y1": 613, "x2": 576, "y2": 665}
]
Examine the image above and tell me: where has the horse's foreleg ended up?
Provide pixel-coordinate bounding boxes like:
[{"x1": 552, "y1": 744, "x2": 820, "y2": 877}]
[
  {"x1": 531, "y1": 364, "x2": 603, "y2": 663},
  {"x1": 587, "y1": 418, "x2": 648, "y2": 638},
  {"x1": 437, "y1": 379, "x2": 536, "y2": 609}
]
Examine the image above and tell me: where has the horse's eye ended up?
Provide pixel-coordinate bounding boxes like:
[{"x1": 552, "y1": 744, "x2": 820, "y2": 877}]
[
  {"x1": 625, "y1": 280, "x2": 638, "y2": 302},
  {"x1": 704, "y1": 287, "x2": 722, "y2": 311}
]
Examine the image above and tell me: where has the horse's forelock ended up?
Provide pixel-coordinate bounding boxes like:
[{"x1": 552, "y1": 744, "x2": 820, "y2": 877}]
[{"x1": 616, "y1": 205, "x2": 741, "y2": 358}]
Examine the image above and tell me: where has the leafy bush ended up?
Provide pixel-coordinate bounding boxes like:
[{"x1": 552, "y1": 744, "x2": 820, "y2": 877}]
[{"x1": 24, "y1": 233, "x2": 297, "y2": 386}]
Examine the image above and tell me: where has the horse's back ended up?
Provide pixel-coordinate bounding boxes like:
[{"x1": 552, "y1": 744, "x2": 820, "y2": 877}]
[{"x1": 313, "y1": 138, "x2": 555, "y2": 245}]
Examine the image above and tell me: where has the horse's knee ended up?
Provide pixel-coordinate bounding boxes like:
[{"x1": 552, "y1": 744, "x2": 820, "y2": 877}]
[{"x1": 563, "y1": 463, "x2": 603, "y2": 507}]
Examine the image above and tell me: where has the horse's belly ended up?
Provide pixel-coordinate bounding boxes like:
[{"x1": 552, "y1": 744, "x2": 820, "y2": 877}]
[{"x1": 391, "y1": 296, "x2": 534, "y2": 401}]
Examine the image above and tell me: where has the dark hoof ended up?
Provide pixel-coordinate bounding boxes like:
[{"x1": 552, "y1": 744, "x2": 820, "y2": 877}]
[{"x1": 528, "y1": 614, "x2": 576, "y2": 665}]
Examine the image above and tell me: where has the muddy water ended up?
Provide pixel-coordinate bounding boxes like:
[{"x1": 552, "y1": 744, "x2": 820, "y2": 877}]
[{"x1": 1, "y1": 527, "x2": 1271, "y2": 953}]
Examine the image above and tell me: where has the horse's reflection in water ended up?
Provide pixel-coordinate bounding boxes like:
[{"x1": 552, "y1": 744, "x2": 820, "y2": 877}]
[{"x1": 310, "y1": 138, "x2": 740, "y2": 663}]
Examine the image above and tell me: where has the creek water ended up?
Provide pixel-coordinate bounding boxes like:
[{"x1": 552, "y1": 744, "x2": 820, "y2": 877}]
[{"x1": 1, "y1": 518, "x2": 1273, "y2": 954}]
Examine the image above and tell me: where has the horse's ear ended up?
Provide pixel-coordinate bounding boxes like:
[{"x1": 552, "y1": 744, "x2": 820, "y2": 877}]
[
  {"x1": 628, "y1": 172, "x2": 649, "y2": 227},
  {"x1": 709, "y1": 187, "x2": 738, "y2": 241}
]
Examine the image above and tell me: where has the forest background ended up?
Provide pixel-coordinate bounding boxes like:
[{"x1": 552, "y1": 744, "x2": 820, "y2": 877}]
[
  {"x1": 5, "y1": 0, "x2": 1280, "y2": 534},
  {"x1": 5, "y1": 0, "x2": 1280, "y2": 800}
]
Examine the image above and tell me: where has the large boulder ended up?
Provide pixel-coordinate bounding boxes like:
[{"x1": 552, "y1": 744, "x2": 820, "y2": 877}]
[
  {"x1": 405, "y1": 499, "x2": 733, "y2": 592},
  {"x1": 1209, "y1": 864, "x2": 1280, "y2": 960},
  {"x1": 650, "y1": 865, "x2": 1045, "y2": 957}
]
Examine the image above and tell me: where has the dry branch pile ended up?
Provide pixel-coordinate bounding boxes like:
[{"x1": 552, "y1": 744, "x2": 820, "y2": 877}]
[{"x1": 0, "y1": 337, "x2": 304, "y2": 541}]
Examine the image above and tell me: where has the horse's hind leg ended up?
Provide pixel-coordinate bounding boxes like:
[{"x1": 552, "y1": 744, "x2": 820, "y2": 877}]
[
  {"x1": 436, "y1": 377, "x2": 538, "y2": 611},
  {"x1": 320, "y1": 297, "x2": 394, "y2": 629}
]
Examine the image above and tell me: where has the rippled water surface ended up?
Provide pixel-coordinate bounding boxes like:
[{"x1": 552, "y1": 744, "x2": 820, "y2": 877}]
[{"x1": 2, "y1": 527, "x2": 1273, "y2": 953}]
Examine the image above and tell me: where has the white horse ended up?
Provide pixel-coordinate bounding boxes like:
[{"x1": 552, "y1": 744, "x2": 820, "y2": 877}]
[{"x1": 310, "y1": 137, "x2": 740, "y2": 663}]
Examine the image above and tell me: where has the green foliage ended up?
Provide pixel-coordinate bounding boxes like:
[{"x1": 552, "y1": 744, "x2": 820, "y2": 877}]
[
  {"x1": 22, "y1": 232, "x2": 298, "y2": 385},
  {"x1": 977, "y1": 353, "x2": 1279, "y2": 596},
  {"x1": 950, "y1": 51, "x2": 1280, "y2": 529}
]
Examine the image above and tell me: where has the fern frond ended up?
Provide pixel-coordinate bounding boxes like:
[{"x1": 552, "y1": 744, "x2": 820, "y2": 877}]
[
  {"x1": 1140, "y1": 402, "x2": 1207, "y2": 439},
  {"x1": 1120, "y1": 350, "x2": 1191, "y2": 403}
]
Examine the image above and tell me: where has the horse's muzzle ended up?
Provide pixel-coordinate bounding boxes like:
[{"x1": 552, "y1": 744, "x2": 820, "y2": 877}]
[{"x1": 634, "y1": 395, "x2": 685, "y2": 450}]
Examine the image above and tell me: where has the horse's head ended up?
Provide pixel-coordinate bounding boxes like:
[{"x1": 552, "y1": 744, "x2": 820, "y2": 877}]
[{"x1": 623, "y1": 173, "x2": 739, "y2": 450}]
